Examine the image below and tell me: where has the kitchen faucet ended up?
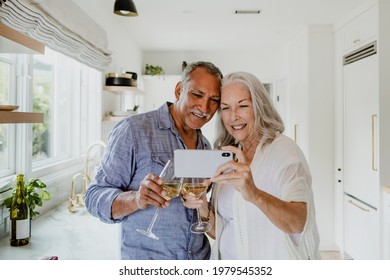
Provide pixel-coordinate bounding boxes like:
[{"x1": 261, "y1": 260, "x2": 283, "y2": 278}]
[
  {"x1": 84, "y1": 141, "x2": 107, "y2": 182},
  {"x1": 68, "y1": 172, "x2": 91, "y2": 213},
  {"x1": 68, "y1": 141, "x2": 106, "y2": 213}
]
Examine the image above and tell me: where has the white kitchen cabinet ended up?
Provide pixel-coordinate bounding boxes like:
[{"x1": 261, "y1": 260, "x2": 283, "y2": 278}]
[
  {"x1": 334, "y1": 0, "x2": 390, "y2": 259},
  {"x1": 141, "y1": 75, "x2": 179, "y2": 112},
  {"x1": 340, "y1": 4, "x2": 377, "y2": 53},
  {"x1": 334, "y1": 29, "x2": 345, "y2": 251},
  {"x1": 384, "y1": 188, "x2": 390, "y2": 259},
  {"x1": 344, "y1": 53, "x2": 379, "y2": 208},
  {"x1": 344, "y1": 195, "x2": 380, "y2": 259}
]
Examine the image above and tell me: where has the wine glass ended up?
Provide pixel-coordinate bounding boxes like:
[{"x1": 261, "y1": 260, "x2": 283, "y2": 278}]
[
  {"x1": 136, "y1": 160, "x2": 182, "y2": 240},
  {"x1": 182, "y1": 177, "x2": 211, "y2": 234}
]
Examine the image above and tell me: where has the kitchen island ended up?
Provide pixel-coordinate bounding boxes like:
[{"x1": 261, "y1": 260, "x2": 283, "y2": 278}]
[{"x1": 0, "y1": 201, "x2": 120, "y2": 260}]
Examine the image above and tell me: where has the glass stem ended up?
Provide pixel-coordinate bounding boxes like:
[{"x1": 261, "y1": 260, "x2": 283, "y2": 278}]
[
  {"x1": 196, "y1": 208, "x2": 202, "y2": 225},
  {"x1": 147, "y1": 208, "x2": 160, "y2": 232}
]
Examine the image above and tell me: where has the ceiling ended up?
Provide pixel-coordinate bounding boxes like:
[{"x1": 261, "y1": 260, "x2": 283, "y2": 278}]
[{"x1": 107, "y1": 0, "x2": 368, "y2": 52}]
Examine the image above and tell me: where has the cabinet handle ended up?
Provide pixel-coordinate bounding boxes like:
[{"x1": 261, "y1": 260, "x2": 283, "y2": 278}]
[
  {"x1": 294, "y1": 124, "x2": 298, "y2": 143},
  {"x1": 372, "y1": 114, "x2": 378, "y2": 171},
  {"x1": 348, "y1": 199, "x2": 370, "y2": 212}
]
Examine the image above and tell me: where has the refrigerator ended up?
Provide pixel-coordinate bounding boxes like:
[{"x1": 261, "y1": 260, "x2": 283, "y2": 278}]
[{"x1": 342, "y1": 41, "x2": 380, "y2": 259}]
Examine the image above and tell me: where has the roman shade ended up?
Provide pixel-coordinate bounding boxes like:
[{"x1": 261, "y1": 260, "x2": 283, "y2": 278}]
[{"x1": 0, "y1": 0, "x2": 112, "y2": 70}]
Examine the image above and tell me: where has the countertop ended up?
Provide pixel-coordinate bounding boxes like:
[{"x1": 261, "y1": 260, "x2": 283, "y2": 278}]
[{"x1": 0, "y1": 201, "x2": 120, "y2": 260}]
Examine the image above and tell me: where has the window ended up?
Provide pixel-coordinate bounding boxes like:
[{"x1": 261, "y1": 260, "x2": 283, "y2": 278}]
[
  {"x1": 32, "y1": 49, "x2": 73, "y2": 165},
  {"x1": 0, "y1": 54, "x2": 16, "y2": 178},
  {"x1": 0, "y1": 48, "x2": 102, "y2": 183}
]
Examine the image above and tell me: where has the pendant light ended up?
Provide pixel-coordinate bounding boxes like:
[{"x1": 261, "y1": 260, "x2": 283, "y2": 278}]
[{"x1": 114, "y1": 0, "x2": 138, "y2": 17}]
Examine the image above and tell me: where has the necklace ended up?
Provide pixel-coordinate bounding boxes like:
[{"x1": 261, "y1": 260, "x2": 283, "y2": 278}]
[{"x1": 240, "y1": 139, "x2": 260, "y2": 164}]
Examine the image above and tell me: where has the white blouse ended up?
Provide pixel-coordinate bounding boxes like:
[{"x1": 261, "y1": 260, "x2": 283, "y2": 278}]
[
  {"x1": 217, "y1": 184, "x2": 237, "y2": 259},
  {"x1": 211, "y1": 134, "x2": 321, "y2": 260}
]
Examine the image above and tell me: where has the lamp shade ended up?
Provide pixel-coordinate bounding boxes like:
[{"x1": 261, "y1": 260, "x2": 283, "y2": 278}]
[{"x1": 114, "y1": 0, "x2": 138, "y2": 17}]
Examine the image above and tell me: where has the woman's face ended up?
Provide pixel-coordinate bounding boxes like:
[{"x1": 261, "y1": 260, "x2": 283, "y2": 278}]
[{"x1": 220, "y1": 82, "x2": 256, "y2": 144}]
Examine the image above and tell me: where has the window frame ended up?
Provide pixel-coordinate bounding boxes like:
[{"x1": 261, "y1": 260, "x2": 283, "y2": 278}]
[
  {"x1": 0, "y1": 49, "x2": 102, "y2": 189},
  {"x1": 0, "y1": 54, "x2": 17, "y2": 178}
]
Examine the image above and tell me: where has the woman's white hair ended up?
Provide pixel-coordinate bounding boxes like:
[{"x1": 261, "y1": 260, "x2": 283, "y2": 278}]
[{"x1": 213, "y1": 71, "x2": 284, "y2": 149}]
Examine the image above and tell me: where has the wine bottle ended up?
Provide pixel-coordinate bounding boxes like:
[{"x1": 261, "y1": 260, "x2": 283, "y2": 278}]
[{"x1": 10, "y1": 174, "x2": 30, "y2": 246}]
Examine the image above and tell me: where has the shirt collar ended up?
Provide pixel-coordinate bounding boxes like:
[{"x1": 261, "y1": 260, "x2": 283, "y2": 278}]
[
  {"x1": 157, "y1": 102, "x2": 209, "y2": 149},
  {"x1": 157, "y1": 102, "x2": 173, "y2": 130}
]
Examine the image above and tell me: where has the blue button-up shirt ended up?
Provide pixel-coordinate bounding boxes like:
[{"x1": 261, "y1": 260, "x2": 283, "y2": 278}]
[{"x1": 85, "y1": 103, "x2": 211, "y2": 260}]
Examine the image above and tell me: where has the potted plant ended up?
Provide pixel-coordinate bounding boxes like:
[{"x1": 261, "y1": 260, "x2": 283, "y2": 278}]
[
  {"x1": 145, "y1": 64, "x2": 164, "y2": 76},
  {"x1": 1, "y1": 177, "x2": 51, "y2": 219}
]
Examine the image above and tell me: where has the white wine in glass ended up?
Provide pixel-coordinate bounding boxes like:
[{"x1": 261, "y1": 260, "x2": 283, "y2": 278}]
[
  {"x1": 161, "y1": 182, "x2": 181, "y2": 200},
  {"x1": 182, "y1": 177, "x2": 211, "y2": 234},
  {"x1": 136, "y1": 160, "x2": 181, "y2": 240}
]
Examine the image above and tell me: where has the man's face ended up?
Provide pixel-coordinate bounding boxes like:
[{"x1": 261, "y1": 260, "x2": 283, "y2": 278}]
[{"x1": 175, "y1": 67, "x2": 221, "y2": 130}]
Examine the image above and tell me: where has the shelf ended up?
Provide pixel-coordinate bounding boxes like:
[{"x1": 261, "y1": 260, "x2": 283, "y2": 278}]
[
  {"x1": 103, "y1": 86, "x2": 144, "y2": 94},
  {"x1": 0, "y1": 112, "x2": 44, "y2": 124},
  {"x1": 142, "y1": 75, "x2": 167, "y2": 80},
  {"x1": 0, "y1": 23, "x2": 45, "y2": 54},
  {"x1": 103, "y1": 115, "x2": 126, "y2": 122},
  {"x1": 141, "y1": 74, "x2": 181, "y2": 81}
]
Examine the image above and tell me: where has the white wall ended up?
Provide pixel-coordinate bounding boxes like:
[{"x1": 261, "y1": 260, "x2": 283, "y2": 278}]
[
  {"x1": 75, "y1": 0, "x2": 143, "y2": 119},
  {"x1": 307, "y1": 25, "x2": 336, "y2": 250},
  {"x1": 143, "y1": 50, "x2": 280, "y2": 81}
]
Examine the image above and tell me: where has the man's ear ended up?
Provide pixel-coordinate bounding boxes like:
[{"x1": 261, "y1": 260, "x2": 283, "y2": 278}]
[{"x1": 174, "y1": 82, "x2": 182, "y2": 101}]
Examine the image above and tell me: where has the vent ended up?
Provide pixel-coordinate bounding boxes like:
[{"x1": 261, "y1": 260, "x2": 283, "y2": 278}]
[
  {"x1": 343, "y1": 41, "x2": 377, "y2": 65},
  {"x1": 234, "y1": 9, "x2": 261, "y2": 14}
]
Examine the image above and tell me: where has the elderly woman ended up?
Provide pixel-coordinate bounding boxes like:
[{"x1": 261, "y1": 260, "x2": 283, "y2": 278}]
[{"x1": 183, "y1": 71, "x2": 320, "y2": 260}]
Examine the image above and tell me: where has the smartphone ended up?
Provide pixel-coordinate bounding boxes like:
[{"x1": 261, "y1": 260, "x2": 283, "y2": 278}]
[{"x1": 174, "y1": 149, "x2": 233, "y2": 178}]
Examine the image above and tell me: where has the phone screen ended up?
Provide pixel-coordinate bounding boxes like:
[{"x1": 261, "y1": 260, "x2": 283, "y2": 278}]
[{"x1": 174, "y1": 149, "x2": 233, "y2": 178}]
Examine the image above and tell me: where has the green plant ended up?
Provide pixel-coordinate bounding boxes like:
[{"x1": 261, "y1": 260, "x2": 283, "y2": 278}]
[
  {"x1": 1, "y1": 177, "x2": 51, "y2": 219},
  {"x1": 145, "y1": 64, "x2": 164, "y2": 76}
]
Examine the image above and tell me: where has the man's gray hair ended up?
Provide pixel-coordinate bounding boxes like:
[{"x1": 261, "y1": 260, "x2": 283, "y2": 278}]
[{"x1": 180, "y1": 61, "x2": 223, "y2": 92}]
